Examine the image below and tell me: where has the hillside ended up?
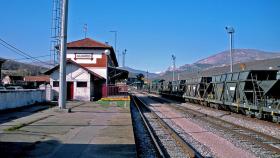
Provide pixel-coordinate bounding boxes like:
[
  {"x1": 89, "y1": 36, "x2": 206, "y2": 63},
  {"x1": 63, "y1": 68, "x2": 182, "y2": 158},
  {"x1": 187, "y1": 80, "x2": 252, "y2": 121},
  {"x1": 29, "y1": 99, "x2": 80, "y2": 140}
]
[
  {"x1": 119, "y1": 66, "x2": 159, "y2": 78},
  {"x1": 0, "y1": 58, "x2": 49, "y2": 76},
  {"x1": 195, "y1": 49, "x2": 280, "y2": 66},
  {"x1": 154, "y1": 49, "x2": 280, "y2": 81}
]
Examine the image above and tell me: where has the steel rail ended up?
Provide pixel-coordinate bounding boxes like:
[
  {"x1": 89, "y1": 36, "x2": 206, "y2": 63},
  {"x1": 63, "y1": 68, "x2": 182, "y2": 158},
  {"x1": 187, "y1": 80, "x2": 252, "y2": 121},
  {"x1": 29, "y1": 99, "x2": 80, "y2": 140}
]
[
  {"x1": 131, "y1": 94, "x2": 203, "y2": 158},
  {"x1": 148, "y1": 94, "x2": 280, "y2": 157},
  {"x1": 131, "y1": 94, "x2": 166, "y2": 158}
]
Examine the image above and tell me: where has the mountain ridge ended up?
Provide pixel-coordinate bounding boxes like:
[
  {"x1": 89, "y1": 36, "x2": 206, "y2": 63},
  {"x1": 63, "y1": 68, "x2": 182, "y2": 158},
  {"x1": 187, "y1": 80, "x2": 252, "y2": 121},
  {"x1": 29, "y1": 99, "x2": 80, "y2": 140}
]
[{"x1": 154, "y1": 48, "x2": 280, "y2": 80}]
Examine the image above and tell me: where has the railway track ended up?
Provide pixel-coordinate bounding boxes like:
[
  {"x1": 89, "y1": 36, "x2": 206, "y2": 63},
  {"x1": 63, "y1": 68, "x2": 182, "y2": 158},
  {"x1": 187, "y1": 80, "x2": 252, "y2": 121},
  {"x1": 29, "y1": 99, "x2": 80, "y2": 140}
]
[
  {"x1": 131, "y1": 94, "x2": 203, "y2": 158},
  {"x1": 148, "y1": 94, "x2": 280, "y2": 158}
]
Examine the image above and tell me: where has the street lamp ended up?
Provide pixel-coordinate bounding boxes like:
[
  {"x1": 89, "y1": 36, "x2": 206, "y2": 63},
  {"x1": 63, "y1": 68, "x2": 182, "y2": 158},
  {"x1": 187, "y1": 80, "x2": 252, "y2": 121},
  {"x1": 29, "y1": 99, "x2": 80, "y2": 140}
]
[
  {"x1": 225, "y1": 26, "x2": 235, "y2": 73},
  {"x1": 104, "y1": 49, "x2": 110, "y2": 96},
  {"x1": 171, "y1": 54, "x2": 176, "y2": 82},
  {"x1": 109, "y1": 31, "x2": 117, "y2": 59},
  {"x1": 104, "y1": 49, "x2": 110, "y2": 86}
]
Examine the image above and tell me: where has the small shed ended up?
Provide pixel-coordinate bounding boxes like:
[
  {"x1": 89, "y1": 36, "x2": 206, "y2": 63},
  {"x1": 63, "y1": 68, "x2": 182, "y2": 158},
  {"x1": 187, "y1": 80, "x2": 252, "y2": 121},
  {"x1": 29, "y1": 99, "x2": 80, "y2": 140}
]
[{"x1": 45, "y1": 60, "x2": 105, "y2": 101}]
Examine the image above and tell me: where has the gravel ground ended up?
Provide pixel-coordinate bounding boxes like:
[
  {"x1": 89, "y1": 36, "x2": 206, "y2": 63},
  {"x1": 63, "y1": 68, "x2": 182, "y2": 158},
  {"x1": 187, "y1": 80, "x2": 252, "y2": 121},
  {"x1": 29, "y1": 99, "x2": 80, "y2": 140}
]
[
  {"x1": 139, "y1": 92, "x2": 280, "y2": 158},
  {"x1": 142, "y1": 107, "x2": 188, "y2": 157},
  {"x1": 174, "y1": 107, "x2": 279, "y2": 158},
  {"x1": 181, "y1": 102, "x2": 280, "y2": 139},
  {"x1": 153, "y1": 105, "x2": 256, "y2": 158},
  {"x1": 130, "y1": 100, "x2": 158, "y2": 158},
  {"x1": 154, "y1": 110, "x2": 214, "y2": 157},
  {"x1": 132, "y1": 93, "x2": 190, "y2": 157},
  {"x1": 136, "y1": 93, "x2": 260, "y2": 158}
]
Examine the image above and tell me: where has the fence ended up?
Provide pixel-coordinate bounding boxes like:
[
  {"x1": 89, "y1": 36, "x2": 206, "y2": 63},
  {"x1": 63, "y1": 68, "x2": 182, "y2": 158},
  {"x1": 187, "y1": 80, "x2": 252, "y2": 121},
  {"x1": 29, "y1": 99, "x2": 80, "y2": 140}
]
[
  {"x1": 105, "y1": 84, "x2": 128, "y2": 97},
  {"x1": 0, "y1": 90, "x2": 46, "y2": 110}
]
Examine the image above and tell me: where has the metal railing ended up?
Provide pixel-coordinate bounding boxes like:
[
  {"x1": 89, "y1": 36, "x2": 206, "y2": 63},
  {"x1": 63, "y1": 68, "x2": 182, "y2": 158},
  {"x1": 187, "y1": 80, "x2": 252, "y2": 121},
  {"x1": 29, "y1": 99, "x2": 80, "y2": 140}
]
[{"x1": 107, "y1": 84, "x2": 128, "y2": 96}]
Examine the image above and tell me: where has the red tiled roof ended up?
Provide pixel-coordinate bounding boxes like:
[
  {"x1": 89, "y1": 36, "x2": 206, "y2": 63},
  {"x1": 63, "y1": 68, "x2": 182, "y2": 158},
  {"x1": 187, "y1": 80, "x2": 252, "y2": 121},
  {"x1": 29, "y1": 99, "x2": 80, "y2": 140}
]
[
  {"x1": 44, "y1": 60, "x2": 105, "y2": 80},
  {"x1": 24, "y1": 75, "x2": 50, "y2": 82},
  {"x1": 67, "y1": 38, "x2": 111, "y2": 48},
  {"x1": 58, "y1": 37, "x2": 118, "y2": 67}
]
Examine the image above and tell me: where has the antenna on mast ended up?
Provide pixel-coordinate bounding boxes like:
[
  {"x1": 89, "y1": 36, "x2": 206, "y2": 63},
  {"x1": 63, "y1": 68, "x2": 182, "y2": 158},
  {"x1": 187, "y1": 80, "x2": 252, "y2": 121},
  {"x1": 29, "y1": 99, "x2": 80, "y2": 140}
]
[{"x1": 84, "y1": 24, "x2": 88, "y2": 38}]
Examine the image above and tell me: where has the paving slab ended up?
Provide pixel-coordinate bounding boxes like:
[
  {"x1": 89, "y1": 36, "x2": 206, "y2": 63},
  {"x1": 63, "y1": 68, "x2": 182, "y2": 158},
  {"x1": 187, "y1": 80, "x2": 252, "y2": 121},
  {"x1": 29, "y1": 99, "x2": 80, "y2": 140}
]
[{"x1": 0, "y1": 101, "x2": 136, "y2": 158}]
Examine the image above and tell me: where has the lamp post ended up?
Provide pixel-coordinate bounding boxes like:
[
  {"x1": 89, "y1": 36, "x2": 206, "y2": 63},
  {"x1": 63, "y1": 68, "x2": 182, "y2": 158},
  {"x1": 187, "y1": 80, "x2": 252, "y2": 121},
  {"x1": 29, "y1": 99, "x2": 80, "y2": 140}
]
[
  {"x1": 109, "y1": 31, "x2": 117, "y2": 60},
  {"x1": 58, "y1": 0, "x2": 68, "y2": 109},
  {"x1": 104, "y1": 49, "x2": 110, "y2": 97},
  {"x1": 122, "y1": 49, "x2": 127, "y2": 67},
  {"x1": 225, "y1": 26, "x2": 235, "y2": 73},
  {"x1": 171, "y1": 54, "x2": 176, "y2": 82}
]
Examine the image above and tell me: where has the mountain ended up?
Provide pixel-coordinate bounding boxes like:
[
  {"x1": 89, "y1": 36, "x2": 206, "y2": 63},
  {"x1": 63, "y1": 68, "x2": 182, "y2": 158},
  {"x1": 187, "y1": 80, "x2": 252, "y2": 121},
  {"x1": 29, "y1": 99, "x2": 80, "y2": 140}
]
[
  {"x1": 0, "y1": 58, "x2": 49, "y2": 76},
  {"x1": 195, "y1": 49, "x2": 280, "y2": 66},
  {"x1": 119, "y1": 66, "x2": 159, "y2": 78},
  {"x1": 155, "y1": 49, "x2": 280, "y2": 81}
]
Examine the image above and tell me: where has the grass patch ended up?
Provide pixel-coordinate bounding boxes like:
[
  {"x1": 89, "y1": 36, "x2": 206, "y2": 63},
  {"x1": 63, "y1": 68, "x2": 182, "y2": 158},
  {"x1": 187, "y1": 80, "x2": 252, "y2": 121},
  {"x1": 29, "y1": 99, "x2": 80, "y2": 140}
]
[
  {"x1": 3, "y1": 115, "x2": 52, "y2": 132},
  {"x1": 95, "y1": 100, "x2": 130, "y2": 108},
  {"x1": 4, "y1": 123, "x2": 27, "y2": 131}
]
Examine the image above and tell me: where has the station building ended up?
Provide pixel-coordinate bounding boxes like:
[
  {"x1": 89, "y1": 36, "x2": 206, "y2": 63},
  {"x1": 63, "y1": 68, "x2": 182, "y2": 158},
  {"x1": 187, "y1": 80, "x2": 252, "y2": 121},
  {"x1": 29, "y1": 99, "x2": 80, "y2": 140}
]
[
  {"x1": 45, "y1": 38, "x2": 128, "y2": 101},
  {"x1": 0, "y1": 58, "x2": 6, "y2": 81}
]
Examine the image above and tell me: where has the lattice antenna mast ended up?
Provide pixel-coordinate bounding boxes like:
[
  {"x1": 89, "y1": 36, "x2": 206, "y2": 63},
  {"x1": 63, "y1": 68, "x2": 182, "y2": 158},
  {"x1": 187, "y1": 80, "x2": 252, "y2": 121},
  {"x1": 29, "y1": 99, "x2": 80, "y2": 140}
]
[
  {"x1": 172, "y1": 54, "x2": 176, "y2": 82},
  {"x1": 50, "y1": 0, "x2": 62, "y2": 66},
  {"x1": 84, "y1": 24, "x2": 88, "y2": 38},
  {"x1": 122, "y1": 49, "x2": 127, "y2": 67}
]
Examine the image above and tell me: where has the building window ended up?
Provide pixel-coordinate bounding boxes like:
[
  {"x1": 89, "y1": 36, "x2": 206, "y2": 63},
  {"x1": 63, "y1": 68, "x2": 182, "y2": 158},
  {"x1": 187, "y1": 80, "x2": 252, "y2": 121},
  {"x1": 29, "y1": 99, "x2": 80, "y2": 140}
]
[
  {"x1": 53, "y1": 81, "x2": 59, "y2": 87},
  {"x1": 77, "y1": 82, "x2": 87, "y2": 87}
]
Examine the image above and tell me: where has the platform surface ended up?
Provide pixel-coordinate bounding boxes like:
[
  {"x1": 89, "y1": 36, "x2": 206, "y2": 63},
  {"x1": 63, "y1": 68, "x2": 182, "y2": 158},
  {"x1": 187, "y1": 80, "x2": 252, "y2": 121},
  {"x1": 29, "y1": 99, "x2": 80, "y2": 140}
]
[{"x1": 0, "y1": 101, "x2": 136, "y2": 158}]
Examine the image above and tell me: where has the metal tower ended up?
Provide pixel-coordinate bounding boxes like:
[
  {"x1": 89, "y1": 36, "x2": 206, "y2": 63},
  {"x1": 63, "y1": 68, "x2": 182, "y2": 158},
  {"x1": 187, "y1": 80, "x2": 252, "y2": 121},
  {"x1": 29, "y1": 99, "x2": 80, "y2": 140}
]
[
  {"x1": 122, "y1": 49, "x2": 127, "y2": 67},
  {"x1": 172, "y1": 54, "x2": 176, "y2": 82},
  {"x1": 50, "y1": 0, "x2": 62, "y2": 66}
]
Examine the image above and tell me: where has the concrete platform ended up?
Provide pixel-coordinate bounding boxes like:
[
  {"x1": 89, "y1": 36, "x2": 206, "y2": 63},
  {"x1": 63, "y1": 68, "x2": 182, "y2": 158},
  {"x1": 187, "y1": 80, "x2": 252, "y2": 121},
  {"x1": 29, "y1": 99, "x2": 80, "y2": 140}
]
[{"x1": 0, "y1": 101, "x2": 136, "y2": 158}]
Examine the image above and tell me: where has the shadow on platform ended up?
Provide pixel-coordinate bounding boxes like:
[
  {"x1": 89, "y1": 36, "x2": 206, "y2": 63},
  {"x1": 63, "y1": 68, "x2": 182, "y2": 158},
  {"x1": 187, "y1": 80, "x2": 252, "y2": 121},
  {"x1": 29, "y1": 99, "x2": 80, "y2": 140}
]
[{"x1": 0, "y1": 140, "x2": 136, "y2": 158}]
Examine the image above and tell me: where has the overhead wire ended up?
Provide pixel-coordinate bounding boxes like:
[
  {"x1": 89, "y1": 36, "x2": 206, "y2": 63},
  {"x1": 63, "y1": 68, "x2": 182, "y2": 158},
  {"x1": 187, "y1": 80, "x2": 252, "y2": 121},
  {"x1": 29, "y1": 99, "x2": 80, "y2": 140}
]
[
  {"x1": 12, "y1": 54, "x2": 51, "y2": 61},
  {"x1": 0, "y1": 38, "x2": 53, "y2": 66}
]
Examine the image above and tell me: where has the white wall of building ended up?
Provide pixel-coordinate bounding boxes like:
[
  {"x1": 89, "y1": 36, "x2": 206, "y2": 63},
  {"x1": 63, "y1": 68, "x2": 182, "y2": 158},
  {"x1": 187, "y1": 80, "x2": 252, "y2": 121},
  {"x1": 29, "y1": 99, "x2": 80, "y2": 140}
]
[
  {"x1": 66, "y1": 49, "x2": 108, "y2": 79},
  {"x1": 2, "y1": 76, "x2": 11, "y2": 85},
  {"x1": 88, "y1": 68, "x2": 107, "y2": 79},
  {"x1": 50, "y1": 63, "x2": 92, "y2": 101},
  {"x1": 67, "y1": 49, "x2": 104, "y2": 64},
  {"x1": 0, "y1": 90, "x2": 46, "y2": 110}
]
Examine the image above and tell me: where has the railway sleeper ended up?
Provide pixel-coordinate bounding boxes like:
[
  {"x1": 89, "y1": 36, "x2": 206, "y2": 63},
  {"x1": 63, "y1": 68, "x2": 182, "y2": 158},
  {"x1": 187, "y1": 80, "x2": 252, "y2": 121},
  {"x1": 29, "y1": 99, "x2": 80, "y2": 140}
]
[
  {"x1": 272, "y1": 115, "x2": 280, "y2": 123},
  {"x1": 245, "y1": 110, "x2": 255, "y2": 117}
]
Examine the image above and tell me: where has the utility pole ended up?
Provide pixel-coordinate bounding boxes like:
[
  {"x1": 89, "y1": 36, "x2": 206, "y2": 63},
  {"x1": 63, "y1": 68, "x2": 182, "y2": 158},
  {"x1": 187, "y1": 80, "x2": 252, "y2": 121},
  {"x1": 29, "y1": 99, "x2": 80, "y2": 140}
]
[
  {"x1": 109, "y1": 31, "x2": 117, "y2": 56},
  {"x1": 84, "y1": 24, "x2": 88, "y2": 38},
  {"x1": 146, "y1": 70, "x2": 149, "y2": 91},
  {"x1": 58, "y1": 0, "x2": 69, "y2": 109},
  {"x1": 171, "y1": 54, "x2": 176, "y2": 82},
  {"x1": 122, "y1": 49, "x2": 127, "y2": 67},
  {"x1": 225, "y1": 26, "x2": 234, "y2": 73},
  {"x1": 109, "y1": 31, "x2": 118, "y2": 63}
]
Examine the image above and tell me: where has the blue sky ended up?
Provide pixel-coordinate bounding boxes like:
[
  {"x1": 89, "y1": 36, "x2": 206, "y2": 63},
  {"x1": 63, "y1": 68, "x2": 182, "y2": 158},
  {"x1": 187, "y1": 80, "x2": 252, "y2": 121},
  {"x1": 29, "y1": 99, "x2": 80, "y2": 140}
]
[{"x1": 0, "y1": 0, "x2": 279, "y2": 72}]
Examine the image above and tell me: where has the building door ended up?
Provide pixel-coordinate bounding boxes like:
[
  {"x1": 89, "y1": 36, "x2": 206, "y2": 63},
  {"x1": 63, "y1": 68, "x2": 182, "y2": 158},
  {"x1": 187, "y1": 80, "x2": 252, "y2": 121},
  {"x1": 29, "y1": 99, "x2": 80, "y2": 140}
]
[{"x1": 67, "y1": 82, "x2": 74, "y2": 100}]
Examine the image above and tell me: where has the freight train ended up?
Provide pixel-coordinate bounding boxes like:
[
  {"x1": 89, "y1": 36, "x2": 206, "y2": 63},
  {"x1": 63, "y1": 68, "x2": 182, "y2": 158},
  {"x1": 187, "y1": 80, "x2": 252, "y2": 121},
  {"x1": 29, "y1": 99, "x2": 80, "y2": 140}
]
[{"x1": 146, "y1": 70, "x2": 280, "y2": 123}]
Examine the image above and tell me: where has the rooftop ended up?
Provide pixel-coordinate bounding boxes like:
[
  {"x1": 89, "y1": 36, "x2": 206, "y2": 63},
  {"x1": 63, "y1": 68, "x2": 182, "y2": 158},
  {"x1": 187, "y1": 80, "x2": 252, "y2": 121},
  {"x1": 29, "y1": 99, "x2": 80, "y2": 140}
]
[
  {"x1": 67, "y1": 38, "x2": 111, "y2": 49},
  {"x1": 24, "y1": 75, "x2": 50, "y2": 82}
]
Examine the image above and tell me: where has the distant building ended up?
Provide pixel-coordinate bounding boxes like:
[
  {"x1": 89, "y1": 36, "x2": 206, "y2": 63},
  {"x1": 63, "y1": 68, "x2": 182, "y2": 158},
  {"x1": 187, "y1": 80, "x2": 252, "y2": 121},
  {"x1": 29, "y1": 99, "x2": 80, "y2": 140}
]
[
  {"x1": 46, "y1": 38, "x2": 128, "y2": 101},
  {"x1": 127, "y1": 73, "x2": 138, "y2": 85},
  {"x1": 24, "y1": 75, "x2": 50, "y2": 88},
  {"x1": 2, "y1": 75, "x2": 24, "y2": 85},
  {"x1": 0, "y1": 58, "x2": 6, "y2": 82}
]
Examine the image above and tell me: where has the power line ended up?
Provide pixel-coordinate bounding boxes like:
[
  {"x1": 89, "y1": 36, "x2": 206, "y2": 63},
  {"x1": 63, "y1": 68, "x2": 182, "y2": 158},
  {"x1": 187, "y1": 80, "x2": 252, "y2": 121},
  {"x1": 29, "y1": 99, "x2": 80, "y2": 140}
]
[
  {"x1": 0, "y1": 38, "x2": 53, "y2": 66},
  {"x1": 12, "y1": 54, "x2": 51, "y2": 61}
]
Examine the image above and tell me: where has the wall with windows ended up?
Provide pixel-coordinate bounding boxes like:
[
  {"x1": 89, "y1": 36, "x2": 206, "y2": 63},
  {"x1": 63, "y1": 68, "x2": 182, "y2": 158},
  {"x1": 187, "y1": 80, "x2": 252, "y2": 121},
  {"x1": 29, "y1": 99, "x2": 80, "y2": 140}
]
[
  {"x1": 66, "y1": 49, "x2": 108, "y2": 79},
  {"x1": 50, "y1": 63, "x2": 92, "y2": 101}
]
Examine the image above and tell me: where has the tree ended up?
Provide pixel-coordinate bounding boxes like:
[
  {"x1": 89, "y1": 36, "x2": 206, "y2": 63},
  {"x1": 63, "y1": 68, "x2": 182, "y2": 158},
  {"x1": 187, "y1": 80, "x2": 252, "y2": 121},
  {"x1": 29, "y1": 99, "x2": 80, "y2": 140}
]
[{"x1": 136, "y1": 73, "x2": 144, "y2": 90}]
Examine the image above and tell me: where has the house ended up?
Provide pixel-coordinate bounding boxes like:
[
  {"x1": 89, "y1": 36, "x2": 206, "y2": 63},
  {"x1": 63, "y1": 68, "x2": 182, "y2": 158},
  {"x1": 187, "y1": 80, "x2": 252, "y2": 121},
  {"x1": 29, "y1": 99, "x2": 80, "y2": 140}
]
[
  {"x1": 46, "y1": 38, "x2": 128, "y2": 101},
  {"x1": 0, "y1": 58, "x2": 6, "y2": 81},
  {"x1": 24, "y1": 75, "x2": 50, "y2": 88},
  {"x1": 2, "y1": 75, "x2": 24, "y2": 85}
]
